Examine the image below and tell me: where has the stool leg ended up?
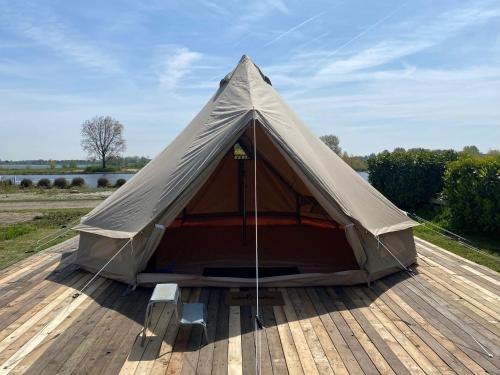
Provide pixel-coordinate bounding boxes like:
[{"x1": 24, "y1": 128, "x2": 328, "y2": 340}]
[
  {"x1": 141, "y1": 304, "x2": 152, "y2": 346},
  {"x1": 203, "y1": 324, "x2": 208, "y2": 345}
]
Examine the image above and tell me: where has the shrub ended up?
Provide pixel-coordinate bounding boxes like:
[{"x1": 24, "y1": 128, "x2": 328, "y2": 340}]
[
  {"x1": 37, "y1": 178, "x2": 52, "y2": 188},
  {"x1": 53, "y1": 177, "x2": 68, "y2": 189},
  {"x1": 97, "y1": 177, "x2": 110, "y2": 188},
  {"x1": 443, "y1": 155, "x2": 500, "y2": 233},
  {"x1": 20, "y1": 178, "x2": 33, "y2": 188},
  {"x1": 367, "y1": 148, "x2": 458, "y2": 209},
  {"x1": 1, "y1": 179, "x2": 13, "y2": 186},
  {"x1": 71, "y1": 177, "x2": 85, "y2": 187},
  {"x1": 115, "y1": 178, "x2": 126, "y2": 187}
]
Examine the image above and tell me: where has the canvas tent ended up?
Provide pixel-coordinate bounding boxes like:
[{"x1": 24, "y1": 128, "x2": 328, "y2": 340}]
[{"x1": 75, "y1": 55, "x2": 418, "y2": 286}]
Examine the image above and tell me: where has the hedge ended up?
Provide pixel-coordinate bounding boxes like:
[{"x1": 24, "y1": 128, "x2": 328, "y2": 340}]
[
  {"x1": 367, "y1": 149, "x2": 458, "y2": 209},
  {"x1": 443, "y1": 155, "x2": 500, "y2": 233},
  {"x1": 115, "y1": 178, "x2": 126, "y2": 187},
  {"x1": 97, "y1": 177, "x2": 110, "y2": 188},
  {"x1": 53, "y1": 177, "x2": 68, "y2": 189},
  {"x1": 37, "y1": 178, "x2": 51, "y2": 188},
  {"x1": 71, "y1": 177, "x2": 85, "y2": 187},
  {"x1": 20, "y1": 178, "x2": 33, "y2": 188}
]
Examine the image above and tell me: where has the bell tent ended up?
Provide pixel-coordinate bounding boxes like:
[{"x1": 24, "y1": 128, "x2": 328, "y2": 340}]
[{"x1": 74, "y1": 55, "x2": 418, "y2": 286}]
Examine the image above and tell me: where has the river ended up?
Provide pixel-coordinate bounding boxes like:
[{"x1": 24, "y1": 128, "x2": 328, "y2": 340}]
[
  {"x1": 0, "y1": 173, "x2": 134, "y2": 187},
  {"x1": 1, "y1": 171, "x2": 369, "y2": 187}
]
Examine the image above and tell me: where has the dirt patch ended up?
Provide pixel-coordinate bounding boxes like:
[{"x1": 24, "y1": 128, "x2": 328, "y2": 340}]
[
  {"x1": 0, "y1": 200, "x2": 101, "y2": 211},
  {"x1": 0, "y1": 191, "x2": 113, "y2": 202},
  {"x1": 0, "y1": 211, "x2": 43, "y2": 225}
]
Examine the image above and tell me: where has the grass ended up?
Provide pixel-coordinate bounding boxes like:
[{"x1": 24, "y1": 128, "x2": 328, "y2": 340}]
[
  {"x1": 412, "y1": 205, "x2": 500, "y2": 273},
  {"x1": 0, "y1": 208, "x2": 91, "y2": 270}
]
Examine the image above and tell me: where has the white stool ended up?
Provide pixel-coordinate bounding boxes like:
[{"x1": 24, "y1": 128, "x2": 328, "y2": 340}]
[{"x1": 141, "y1": 283, "x2": 208, "y2": 346}]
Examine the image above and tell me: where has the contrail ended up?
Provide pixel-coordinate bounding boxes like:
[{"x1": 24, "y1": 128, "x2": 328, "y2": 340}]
[
  {"x1": 264, "y1": 11, "x2": 325, "y2": 47},
  {"x1": 324, "y1": 1, "x2": 409, "y2": 58}
]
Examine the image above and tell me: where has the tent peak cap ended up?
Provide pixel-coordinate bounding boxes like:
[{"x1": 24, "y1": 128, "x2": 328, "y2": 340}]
[{"x1": 220, "y1": 55, "x2": 272, "y2": 88}]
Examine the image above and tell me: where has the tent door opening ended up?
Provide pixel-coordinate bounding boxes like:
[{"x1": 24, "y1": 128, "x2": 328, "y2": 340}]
[{"x1": 144, "y1": 124, "x2": 360, "y2": 281}]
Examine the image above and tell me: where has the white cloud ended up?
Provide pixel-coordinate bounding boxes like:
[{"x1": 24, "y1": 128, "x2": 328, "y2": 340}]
[
  {"x1": 315, "y1": 1, "x2": 500, "y2": 78},
  {"x1": 264, "y1": 12, "x2": 325, "y2": 47},
  {"x1": 157, "y1": 47, "x2": 203, "y2": 90},
  {"x1": 0, "y1": 3, "x2": 121, "y2": 73}
]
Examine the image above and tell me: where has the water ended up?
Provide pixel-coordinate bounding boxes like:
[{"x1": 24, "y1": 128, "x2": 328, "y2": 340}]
[
  {"x1": 358, "y1": 171, "x2": 369, "y2": 181},
  {"x1": 1, "y1": 171, "x2": 369, "y2": 187},
  {"x1": 0, "y1": 173, "x2": 134, "y2": 187}
]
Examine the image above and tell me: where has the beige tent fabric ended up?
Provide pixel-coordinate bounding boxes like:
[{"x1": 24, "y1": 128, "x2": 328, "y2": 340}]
[{"x1": 75, "y1": 55, "x2": 418, "y2": 286}]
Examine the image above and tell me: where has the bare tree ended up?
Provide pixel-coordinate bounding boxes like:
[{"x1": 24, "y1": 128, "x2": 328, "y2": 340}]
[
  {"x1": 81, "y1": 116, "x2": 126, "y2": 169},
  {"x1": 320, "y1": 134, "x2": 342, "y2": 155}
]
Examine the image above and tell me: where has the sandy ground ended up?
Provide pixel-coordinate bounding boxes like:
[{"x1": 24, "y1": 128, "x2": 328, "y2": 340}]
[
  {"x1": 0, "y1": 211, "x2": 43, "y2": 225},
  {"x1": 0, "y1": 190, "x2": 107, "y2": 224},
  {"x1": 0, "y1": 191, "x2": 112, "y2": 201},
  {"x1": 0, "y1": 200, "x2": 101, "y2": 211}
]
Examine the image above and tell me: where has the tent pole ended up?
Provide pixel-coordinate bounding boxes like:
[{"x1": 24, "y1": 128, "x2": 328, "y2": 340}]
[{"x1": 239, "y1": 159, "x2": 247, "y2": 243}]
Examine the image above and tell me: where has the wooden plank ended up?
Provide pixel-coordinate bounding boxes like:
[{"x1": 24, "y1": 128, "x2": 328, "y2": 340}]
[
  {"x1": 240, "y1": 304, "x2": 256, "y2": 375},
  {"x1": 227, "y1": 288, "x2": 242, "y2": 375},
  {"x1": 314, "y1": 288, "x2": 378, "y2": 374},
  {"x1": 193, "y1": 288, "x2": 221, "y2": 375},
  {"x1": 252, "y1": 304, "x2": 273, "y2": 375},
  {"x1": 261, "y1": 305, "x2": 288, "y2": 375},
  {"x1": 272, "y1": 305, "x2": 304, "y2": 375},
  {"x1": 0, "y1": 261, "x2": 78, "y2": 313},
  {"x1": 0, "y1": 273, "x2": 92, "y2": 359},
  {"x1": 135, "y1": 304, "x2": 177, "y2": 375},
  {"x1": 211, "y1": 288, "x2": 230, "y2": 375},
  {"x1": 148, "y1": 296, "x2": 181, "y2": 375},
  {"x1": 460, "y1": 265, "x2": 500, "y2": 288},
  {"x1": 97, "y1": 288, "x2": 150, "y2": 375},
  {"x1": 326, "y1": 287, "x2": 397, "y2": 375},
  {"x1": 0, "y1": 277, "x2": 109, "y2": 375},
  {"x1": 377, "y1": 277, "x2": 488, "y2": 374},
  {"x1": 388, "y1": 276, "x2": 496, "y2": 374},
  {"x1": 0, "y1": 259, "x2": 78, "y2": 307},
  {"x1": 415, "y1": 237, "x2": 500, "y2": 277},
  {"x1": 9, "y1": 279, "x2": 114, "y2": 375},
  {"x1": 336, "y1": 286, "x2": 415, "y2": 375},
  {"x1": 404, "y1": 275, "x2": 500, "y2": 358},
  {"x1": 279, "y1": 288, "x2": 319, "y2": 375},
  {"x1": 118, "y1": 289, "x2": 189, "y2": 375},
  {"x1": 416, "y1": 267, "x2": 500, "y2": 333},
  {"x1": 370, "y1": 282, "x2": 473, "y2": 375},
  {"x1": 46, "y1": 284, "x2": 133, "y2": 375},
  {"x1": 118, "y1": 302, "x2": 166, "y2": 374},
  {"x1": 352, "y1": 286, "x2": 448, "y2": 374},
  {"x1": 305, "y1": 288, "x2": 364, "y2": 375},
  {"x1": 418, "y1": 254, "x2": 500, "y2": 306},
  {"x1": 288, "y1": 288, "x2": 341, "y2": 374},
  {"x1": 418, "y1": 266, "x2": 500, "y2": 322},
  {"x1": 21, "y1": 282, "x2": 124, "y2": 375},
  {"x1": 0, "y1": 270, "x2": 84, "y2": 340}
]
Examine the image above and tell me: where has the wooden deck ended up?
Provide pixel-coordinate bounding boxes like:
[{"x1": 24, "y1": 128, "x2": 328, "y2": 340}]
[{"x1": 0, "y1": 236, "x2": 498, "y2": 374}]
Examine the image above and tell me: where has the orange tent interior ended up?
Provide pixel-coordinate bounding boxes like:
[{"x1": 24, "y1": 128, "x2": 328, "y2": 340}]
[{"x1": 146, "y1": 126, "x2": 360, "y2": 277}]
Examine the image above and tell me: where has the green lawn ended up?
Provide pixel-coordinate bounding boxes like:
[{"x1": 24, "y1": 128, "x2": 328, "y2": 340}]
[
  {"x1": 0, "y1": 208, "x2": 91, "y2": 270},
  {"x1": 412, "y1": 207, "x2": 500, "y2": 273}
]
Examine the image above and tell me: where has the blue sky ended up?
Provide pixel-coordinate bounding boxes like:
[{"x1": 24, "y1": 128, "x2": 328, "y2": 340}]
[{"x1": 1, "y1": 0, "x2": 499, "y2": 160}]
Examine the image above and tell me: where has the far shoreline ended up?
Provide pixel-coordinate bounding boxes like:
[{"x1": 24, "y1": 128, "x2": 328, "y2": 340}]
[{"x1": 0, "y1": 169, "x2": 138, "y2": 175}]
